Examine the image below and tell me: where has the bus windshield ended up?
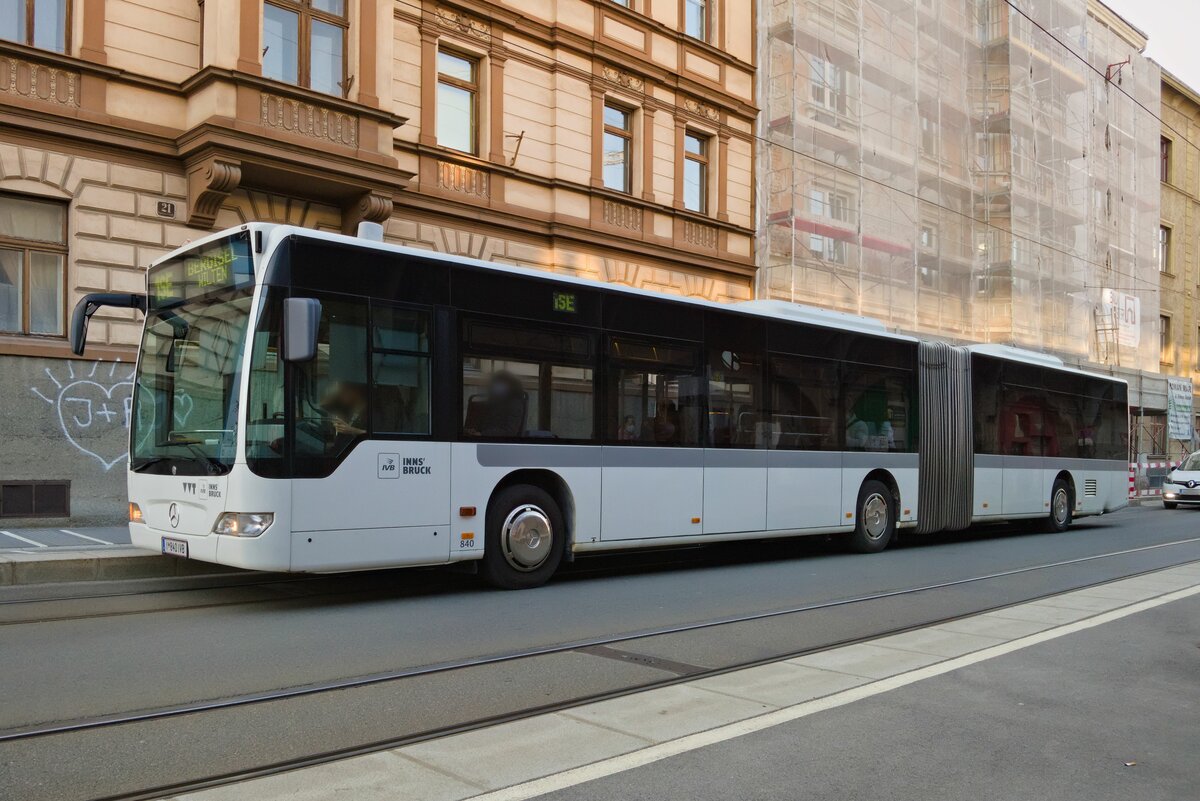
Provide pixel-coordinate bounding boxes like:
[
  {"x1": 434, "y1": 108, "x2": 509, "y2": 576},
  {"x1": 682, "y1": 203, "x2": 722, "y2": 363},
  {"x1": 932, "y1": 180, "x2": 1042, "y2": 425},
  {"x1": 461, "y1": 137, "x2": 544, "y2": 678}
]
[{"x1": 130, "y1": 232, "x2": 256, "y2": 476}]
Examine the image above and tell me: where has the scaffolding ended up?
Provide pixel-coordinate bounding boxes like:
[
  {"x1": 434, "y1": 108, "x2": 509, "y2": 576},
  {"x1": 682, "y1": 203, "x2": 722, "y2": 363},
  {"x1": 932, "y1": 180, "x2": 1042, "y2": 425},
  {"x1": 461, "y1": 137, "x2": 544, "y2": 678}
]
[{"x1": 757, "y1": 0, "x2": 1161, "y2": 373}]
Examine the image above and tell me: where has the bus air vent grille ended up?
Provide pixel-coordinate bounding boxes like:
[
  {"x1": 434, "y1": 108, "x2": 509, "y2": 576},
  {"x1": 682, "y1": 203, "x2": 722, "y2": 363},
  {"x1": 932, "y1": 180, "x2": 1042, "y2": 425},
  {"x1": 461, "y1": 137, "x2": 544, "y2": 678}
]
[{"x1": 1084, "y1": 479, "x2": 1098, "y2": 497}]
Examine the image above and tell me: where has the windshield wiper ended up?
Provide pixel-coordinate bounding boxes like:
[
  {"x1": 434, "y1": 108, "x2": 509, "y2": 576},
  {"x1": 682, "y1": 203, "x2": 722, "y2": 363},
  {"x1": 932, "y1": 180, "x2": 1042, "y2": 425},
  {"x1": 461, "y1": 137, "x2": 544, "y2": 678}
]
[{"x1": 155, "y1": 439, "x2": 226, "y2": 474}]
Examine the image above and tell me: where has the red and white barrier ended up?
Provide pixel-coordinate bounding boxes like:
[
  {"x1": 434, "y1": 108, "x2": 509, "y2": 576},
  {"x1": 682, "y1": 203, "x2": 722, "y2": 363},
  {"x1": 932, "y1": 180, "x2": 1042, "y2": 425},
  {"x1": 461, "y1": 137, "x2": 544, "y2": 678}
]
[{"x1": 1128, "y1": 461, "x2": 1182, "y2": 499}]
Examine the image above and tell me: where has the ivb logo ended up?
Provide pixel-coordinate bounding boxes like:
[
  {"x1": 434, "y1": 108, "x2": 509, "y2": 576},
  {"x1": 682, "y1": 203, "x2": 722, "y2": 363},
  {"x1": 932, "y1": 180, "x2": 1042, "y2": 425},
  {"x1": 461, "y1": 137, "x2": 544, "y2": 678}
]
[{"x1": 378, "y1": 453, "x2": 399, "y2": 479}]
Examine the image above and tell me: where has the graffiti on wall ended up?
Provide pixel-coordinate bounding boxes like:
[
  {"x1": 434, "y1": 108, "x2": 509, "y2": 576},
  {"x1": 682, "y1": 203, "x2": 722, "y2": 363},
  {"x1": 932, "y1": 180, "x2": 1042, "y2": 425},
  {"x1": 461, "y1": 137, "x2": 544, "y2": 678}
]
[{"x1": 32, "y1": 361, "x2": 136, "y2": 471}]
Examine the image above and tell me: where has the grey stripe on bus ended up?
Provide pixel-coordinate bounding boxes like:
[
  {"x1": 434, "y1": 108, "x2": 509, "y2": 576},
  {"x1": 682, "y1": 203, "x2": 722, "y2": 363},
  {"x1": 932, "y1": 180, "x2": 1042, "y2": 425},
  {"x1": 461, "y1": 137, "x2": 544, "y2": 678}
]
[
  {"x1": 476, "y1": 445, "x2": 918, "y2": 470},
  {"x1": 474, "y1": 445, "x2": 1127, "y2": 473},
  {"x1": 974, "y1": 455, "x2": 1128, "y2": 472}
]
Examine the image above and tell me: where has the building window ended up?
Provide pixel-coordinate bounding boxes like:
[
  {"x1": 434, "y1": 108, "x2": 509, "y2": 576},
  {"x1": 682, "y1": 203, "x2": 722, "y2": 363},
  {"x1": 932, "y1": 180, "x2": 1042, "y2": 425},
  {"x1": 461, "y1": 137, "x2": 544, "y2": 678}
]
[
  {"x1": 919, "y1": 224, "x2": 937, "y2": 250},
  {"x1": 808, "y1": 187, "x2": 850, "y2": 223},
  {"x1": 1161, "y1": 137, "x2": 1172, "y2": 183},
  {"x1": 0, "y1": 0, "x2": 67, "y2": 53},
  {"x1": 611, "y1": 0, "x2": 632, "y2": 6},
  {"x1": 683, "y1": 0, "x2": 710, "y2": 41},
  {"x1": 262, "y1": 0, "x2": 347, "y2": 97},
  {"x1": 603, "y1": 103, "x2": 633, "y2": 194},
  {"x1": 920, "y1": 113, "x2": 938, "y2": 155},
  {"x1": 436, "y1": 50, "x2": 479, "y2": 155},
  {"x1": 806, "y1": 188, "x2": 849, "y2": 265},
  {"x1": 1159, "y1": 225, "x2": 1171, "y2": 273},
  {"x1": 683, "y1": 131, "x2": 709, "y2": 214},
  {"x1": 809, "y1": 56, "x2": 846, "y2": 114},
  {"x1": 1161, "y1": 315, "x2": 1172, "y2": 363},
  {"x1": 0, "y1": 194, "x2": 67, "y2": 337}
]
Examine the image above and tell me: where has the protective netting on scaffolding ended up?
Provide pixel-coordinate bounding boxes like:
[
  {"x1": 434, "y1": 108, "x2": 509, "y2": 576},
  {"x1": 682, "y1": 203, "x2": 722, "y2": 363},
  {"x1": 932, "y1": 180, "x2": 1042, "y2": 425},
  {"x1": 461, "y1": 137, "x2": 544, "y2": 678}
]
[{"x1": 756, "y1": 0, "x2": 1160, "y2": 372}]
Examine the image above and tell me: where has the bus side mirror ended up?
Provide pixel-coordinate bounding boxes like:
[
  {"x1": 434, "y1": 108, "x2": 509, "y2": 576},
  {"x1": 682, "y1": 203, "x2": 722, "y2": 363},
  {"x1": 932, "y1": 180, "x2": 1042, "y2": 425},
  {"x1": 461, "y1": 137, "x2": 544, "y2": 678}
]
[
  {"x1": 284, "y1": 297, "x2": 321, "y2": 362},
  {"x1": 70, "y1": 292, "x2": 147, "y2": 356}
]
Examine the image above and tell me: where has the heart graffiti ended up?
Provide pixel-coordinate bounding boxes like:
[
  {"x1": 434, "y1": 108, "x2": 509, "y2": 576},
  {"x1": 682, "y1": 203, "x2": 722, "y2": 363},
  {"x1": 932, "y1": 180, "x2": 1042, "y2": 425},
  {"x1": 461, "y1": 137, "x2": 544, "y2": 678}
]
[
  {"x1": 31, "y1": 361, "x2": 137, "y2": 473},
  {"x1": 56, "y1": 379, "x2": 136, "y2": 471}
]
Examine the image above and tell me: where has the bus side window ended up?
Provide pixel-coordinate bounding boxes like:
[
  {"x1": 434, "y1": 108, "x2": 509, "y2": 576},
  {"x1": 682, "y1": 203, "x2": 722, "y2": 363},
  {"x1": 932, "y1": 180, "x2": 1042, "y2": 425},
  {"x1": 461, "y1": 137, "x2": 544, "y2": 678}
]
[
  {"x1": 768, "y1": 354, "x2": 838, "y2": 451},
  {"x1": 971, "y1": 356, "x2": 1003, "y2": 455},
  {"x1": 246, "y1": 290, "x2": 286, "y2": 477},
  {"x1": 372, "y1": 304, "x2": 431, "y2": 435},
  {"x1": 842, "y1": 365, "x2": 913, "y2": 452},
  {"x1": 293, "y1": 296, "x2": 369, "y2": 470},
  {"x1": 460, "y1": 318, "x2": 595, "y2": 441},
  {"x1": 606, "y1": 337, "x2": 703, "y2": 447}
]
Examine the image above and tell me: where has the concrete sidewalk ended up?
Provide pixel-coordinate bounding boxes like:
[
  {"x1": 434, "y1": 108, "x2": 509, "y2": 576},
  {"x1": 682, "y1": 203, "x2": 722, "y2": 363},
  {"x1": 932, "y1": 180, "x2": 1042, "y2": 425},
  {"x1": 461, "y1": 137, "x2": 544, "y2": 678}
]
[
  {"x1": 0, "y1": 525, "x2": 131, "y2": 549},
  {"x1": 0, "y1": 524, "x2": 240, "y2": 586},
  {"x1": 170, "y1": 562, "x2": 1200, "y2": 801}
]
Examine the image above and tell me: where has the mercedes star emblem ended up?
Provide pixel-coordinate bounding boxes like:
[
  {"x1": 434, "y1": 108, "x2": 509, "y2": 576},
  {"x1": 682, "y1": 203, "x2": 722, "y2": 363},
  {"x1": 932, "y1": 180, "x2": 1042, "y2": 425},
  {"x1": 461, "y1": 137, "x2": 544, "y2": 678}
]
[
  {"x1": 168, "y1": 503, "x2": 180, "y2": 529},
  {"x1": 171, "y1": 465, "x2": 178, "y2": 476}
]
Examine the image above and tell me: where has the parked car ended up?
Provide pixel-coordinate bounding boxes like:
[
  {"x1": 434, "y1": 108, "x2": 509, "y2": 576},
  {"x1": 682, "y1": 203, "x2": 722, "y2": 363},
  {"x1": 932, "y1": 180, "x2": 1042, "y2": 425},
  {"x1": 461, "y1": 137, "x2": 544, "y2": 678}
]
[{"x1": 1163, "y1": 453, "x2": 1200, "y2": 509}]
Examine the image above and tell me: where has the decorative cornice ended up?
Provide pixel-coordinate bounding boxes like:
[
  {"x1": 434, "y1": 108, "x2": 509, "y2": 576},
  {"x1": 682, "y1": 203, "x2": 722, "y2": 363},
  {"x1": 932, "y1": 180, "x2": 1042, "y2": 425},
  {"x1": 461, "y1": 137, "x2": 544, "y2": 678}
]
[
  {"x1": 345, "y1": 189, "x2": 394, "y2": 231},
  {"x1": 181, "y1": 67, "x2": 409, "y2": 130},
  {"x1": 682, "y1": 219, "x2": 718, "y2": 250},
  {"x1": 602, "y1": 198, "x2": 643, "y2": 233},
  {"x1": 601, "y1": 64, "x2": 645, "y2": 94},
  {"x1": 437, "y1": 159, "x2": 490, "y2": 198},
  {"x1": 0, "y1": 54, "x2": 79, "y2": 108},
  {"x1": 187, "y1": 156, "x2": 243, "y2": 228},
  {"x1": 682, "y1": 95, "x2": 720, "y2": 122},
  {"x1": 261, "y1": 92, "x2": 359, "y2": 148},
  {"x1": 434, "y1": 6, "x2": 492, "y2": 41}
]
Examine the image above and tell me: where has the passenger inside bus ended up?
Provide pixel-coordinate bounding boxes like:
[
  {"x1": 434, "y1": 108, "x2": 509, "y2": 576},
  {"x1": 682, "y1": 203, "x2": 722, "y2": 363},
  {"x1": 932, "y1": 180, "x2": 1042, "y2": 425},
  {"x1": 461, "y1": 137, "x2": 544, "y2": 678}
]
[
  {"x1": 650, "y1": 401, "x2": 681, "y2": 444},
  {"x1": 845, "y1": 386, "x2": 894, "y2": 451},
  {"x1": 321, "y1": 382, "x2": 368, "y2": 440},
  {"x1": 463, "y1": 371, "x2": 528, "y2": 437}
]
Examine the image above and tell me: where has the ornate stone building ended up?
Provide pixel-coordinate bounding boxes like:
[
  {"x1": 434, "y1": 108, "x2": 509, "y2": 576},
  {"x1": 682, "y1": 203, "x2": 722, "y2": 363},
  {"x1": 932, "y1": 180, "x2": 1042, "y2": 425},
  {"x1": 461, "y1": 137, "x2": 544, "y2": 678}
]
[
  {"x1": 0, "y1": 0, "x2": 756, "y2": 523},
  {"x1": 1158, "y1": 69, "x2": 1200, "y2": 456}
]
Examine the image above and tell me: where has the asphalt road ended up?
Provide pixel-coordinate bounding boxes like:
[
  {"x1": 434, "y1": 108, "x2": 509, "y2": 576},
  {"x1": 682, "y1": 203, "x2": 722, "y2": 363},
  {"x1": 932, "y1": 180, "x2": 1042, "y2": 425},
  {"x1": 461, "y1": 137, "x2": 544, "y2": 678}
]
[{"x1": 1, "y1": 504, "x2": 1198, "y2": 800}]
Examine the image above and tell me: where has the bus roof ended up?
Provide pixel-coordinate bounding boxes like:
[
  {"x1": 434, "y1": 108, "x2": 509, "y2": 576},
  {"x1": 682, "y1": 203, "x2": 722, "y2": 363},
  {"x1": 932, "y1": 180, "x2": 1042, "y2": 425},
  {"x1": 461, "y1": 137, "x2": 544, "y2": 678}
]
[
  {"x1": 152, "y1": 224, "x2": 1122, "y2": 384},
  {"x1": 216, "y1": 223, "x2": 919, "y2": 343}
]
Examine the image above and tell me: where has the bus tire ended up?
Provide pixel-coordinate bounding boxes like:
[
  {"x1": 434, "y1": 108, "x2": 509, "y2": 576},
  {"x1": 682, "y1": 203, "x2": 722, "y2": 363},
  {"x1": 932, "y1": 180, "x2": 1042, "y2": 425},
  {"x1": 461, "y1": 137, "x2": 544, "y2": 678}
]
[
  {"x1": 1043, "y1": 478, "x2": 1073, "y2": 532},
  {"x1": 1163, "y1": 501, "x2": 1178, "y2": 510},
  {"x1": 480, "y1": 485, "x2": 564, "y2": 590},
  {"x1": 848, "y1": 480, "x2": 895, "y2": 554}
]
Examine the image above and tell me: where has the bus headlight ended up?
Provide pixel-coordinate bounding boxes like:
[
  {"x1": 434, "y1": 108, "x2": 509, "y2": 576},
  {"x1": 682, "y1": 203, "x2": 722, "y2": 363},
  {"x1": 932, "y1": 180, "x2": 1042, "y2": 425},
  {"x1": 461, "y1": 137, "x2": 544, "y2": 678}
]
[
  {"x1": 129, "y1": 503, "x2": 143, "y2": 524},
  {"x1": 214, "y1": 512, "x2": 274, "y2": 537}
]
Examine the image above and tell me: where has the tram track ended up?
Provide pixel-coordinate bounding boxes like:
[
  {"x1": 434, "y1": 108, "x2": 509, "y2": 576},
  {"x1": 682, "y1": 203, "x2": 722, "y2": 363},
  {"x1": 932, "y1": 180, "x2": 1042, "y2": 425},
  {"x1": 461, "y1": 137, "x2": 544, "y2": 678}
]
[
  {"x1": 57, "y1": 542, "x2": 1200, "y2": 801},
  {"x1": 2, "y1": 534, "x2": 1199, "y2": 801},
  {"x1": 8, "y1": 534, "x2": 1200, "y2": 743}
]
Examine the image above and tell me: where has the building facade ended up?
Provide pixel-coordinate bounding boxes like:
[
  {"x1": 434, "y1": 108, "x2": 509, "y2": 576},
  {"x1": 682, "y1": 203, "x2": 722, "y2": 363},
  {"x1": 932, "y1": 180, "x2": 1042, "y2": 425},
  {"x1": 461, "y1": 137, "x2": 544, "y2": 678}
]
[
  {"x1": 1158, "y1": 69, "x2": 1200, "y2": 457},
  {"x1": 0, "y1": 0, "x2": 756, "y2": 524},
  {"x1": 757, "y1": 0, "x2": 1165, "y2": 454}
]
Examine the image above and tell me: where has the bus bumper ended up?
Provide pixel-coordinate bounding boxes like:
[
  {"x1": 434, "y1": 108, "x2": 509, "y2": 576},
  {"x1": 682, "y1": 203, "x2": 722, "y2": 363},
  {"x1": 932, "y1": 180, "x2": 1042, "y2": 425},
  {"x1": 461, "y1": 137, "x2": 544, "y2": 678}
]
[{"x1": 130, "y1": 522, "x2": 292, "y2": 572}]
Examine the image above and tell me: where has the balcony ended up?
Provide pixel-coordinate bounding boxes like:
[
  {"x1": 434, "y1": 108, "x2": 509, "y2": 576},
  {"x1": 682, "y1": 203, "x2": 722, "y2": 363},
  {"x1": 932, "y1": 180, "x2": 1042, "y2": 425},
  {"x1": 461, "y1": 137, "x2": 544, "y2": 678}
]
[{"x1": 0, "y1": 42, "x2": 412, "y2": 232}]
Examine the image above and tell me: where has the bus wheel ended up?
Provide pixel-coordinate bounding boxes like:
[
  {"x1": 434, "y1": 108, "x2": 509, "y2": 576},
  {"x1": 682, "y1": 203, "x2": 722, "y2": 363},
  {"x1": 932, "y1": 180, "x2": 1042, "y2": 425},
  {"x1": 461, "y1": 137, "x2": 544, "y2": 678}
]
[
  {"x1": 1043, "y1": 479, "x2": 1073, "y2": 533},
  {"x1": 848, "y1": 480, "x2": 895, "y2": 554},
  {"x1": 481, "y1": 485, "x2": 564, "y2": 590}
]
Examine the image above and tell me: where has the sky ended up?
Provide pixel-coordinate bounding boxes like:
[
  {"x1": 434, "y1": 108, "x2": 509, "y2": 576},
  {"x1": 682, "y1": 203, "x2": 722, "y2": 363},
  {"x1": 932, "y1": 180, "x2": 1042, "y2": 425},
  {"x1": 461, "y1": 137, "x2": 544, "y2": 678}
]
[{"x1": 1101, "y1": 0, "x2": 1200, "y2": 91}]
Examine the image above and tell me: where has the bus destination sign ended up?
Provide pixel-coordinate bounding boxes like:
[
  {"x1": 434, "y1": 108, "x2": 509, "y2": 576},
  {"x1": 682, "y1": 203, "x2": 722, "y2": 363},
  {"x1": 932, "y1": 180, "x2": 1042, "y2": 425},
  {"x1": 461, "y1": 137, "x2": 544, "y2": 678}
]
[
  {"x1": 149, "y1": 233, "x2": 253, "y2": 306},
  {"x1": 552, "y1": 291, "x2": 577, "y2": 314}
]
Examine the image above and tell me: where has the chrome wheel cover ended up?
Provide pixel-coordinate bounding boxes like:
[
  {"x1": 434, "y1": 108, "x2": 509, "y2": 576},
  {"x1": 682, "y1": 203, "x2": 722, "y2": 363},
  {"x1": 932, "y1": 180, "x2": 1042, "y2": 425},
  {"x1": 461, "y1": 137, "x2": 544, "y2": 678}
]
[
  {"x1": 862, "y1": 493, "x2": 890, "y2": 540},
  {"x1": 500, "y1": 504, "x2": 553, "y2": 572},
  {"x1": 1052, "y1": 488, "x2": 1070, "y2": 525}
]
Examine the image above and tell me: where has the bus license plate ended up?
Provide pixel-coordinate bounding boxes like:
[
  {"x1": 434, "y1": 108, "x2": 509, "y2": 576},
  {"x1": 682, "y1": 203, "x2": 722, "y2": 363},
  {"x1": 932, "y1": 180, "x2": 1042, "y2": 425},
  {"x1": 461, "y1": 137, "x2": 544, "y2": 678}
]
[{"x1": 161, "y1": 537, "x2": 188, "y2": 558}]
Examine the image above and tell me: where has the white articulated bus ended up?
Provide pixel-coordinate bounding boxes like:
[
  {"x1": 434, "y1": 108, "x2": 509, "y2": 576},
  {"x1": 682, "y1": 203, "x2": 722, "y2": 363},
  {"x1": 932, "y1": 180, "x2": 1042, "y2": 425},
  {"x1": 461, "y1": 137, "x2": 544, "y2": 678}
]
[{"x1": 71, "y1": 223, "x2": 1129, "y2": 589}]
